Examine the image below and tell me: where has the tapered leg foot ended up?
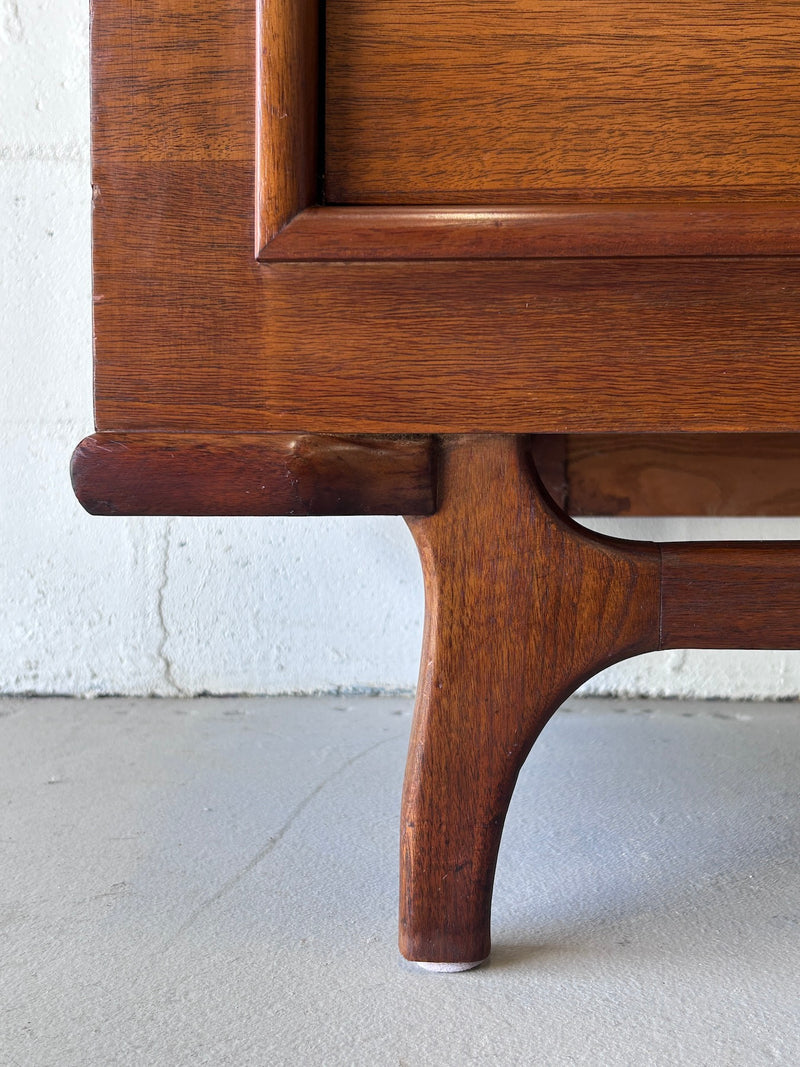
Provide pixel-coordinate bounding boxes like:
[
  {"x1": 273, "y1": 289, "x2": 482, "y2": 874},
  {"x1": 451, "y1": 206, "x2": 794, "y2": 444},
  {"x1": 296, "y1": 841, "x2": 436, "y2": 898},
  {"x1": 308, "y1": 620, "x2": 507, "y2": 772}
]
[{"x1": 399, "y1": 435, "x2": 661, "y2": 967}]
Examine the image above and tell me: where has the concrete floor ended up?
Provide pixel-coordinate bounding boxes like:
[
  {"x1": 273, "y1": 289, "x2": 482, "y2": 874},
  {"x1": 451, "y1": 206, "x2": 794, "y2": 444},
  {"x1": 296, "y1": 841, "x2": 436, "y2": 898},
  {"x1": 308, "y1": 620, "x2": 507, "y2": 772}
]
[{"x1": 1, "y1": 695, "x2": 799, "y2": 1066}]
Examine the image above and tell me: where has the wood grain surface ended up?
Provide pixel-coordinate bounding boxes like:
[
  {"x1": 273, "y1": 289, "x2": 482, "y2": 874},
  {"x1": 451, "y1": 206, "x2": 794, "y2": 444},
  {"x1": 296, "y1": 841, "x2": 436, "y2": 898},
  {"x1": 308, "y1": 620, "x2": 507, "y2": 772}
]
[
  {"x1": 92, "y1": 0, "x2": 800, "y2": 433},
  {"x1": 92, "y1": 0, "x2": 252, "y2": 161},
  {"x1": 71, "y1": 433, "x2": 436, "y2": 515},
  {"x1": 562, "y1": 434, "x2": 800, "y2": 516},
  {"x1": 71, "y1": 432, "x2": 800, "y2": 518},
  {"x1": 661, "y1": 542, "x2": 800, "y2": 648},
  {"x1": 72, "y1": 431, "x2": 800, "y2": 518},
  {"x1": 91, "y1": 163, "x2": 800, "y2": 431},
  {"x1": 327, "y1": 1, "x2": 800, "y2": 203}
]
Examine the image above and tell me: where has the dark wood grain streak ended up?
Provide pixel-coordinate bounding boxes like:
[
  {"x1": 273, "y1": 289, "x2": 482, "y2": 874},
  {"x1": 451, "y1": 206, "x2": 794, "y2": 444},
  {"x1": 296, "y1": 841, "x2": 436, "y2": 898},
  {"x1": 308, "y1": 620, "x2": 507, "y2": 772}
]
[
  {"x1": 528, "y1": 436, "x2": 568, "y2": 511},
  {"x1": 260, "y1": 204, "x2": 800, "y2": 261},
  {"x1": 71, "y1": 433, "x2": 436, "y2": 516}
]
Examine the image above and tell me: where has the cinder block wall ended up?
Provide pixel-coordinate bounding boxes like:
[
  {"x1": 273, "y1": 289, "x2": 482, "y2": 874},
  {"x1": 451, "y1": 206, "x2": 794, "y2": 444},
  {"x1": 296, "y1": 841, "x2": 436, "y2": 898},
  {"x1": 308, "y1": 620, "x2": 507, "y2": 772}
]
[{"x1": 4, "y1": 0, "x2": 800, "y2": 698}]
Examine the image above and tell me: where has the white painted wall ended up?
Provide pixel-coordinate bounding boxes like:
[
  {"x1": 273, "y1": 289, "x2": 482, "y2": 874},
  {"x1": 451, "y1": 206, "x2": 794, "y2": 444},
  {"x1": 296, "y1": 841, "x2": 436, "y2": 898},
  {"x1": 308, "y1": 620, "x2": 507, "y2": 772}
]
[{"x1": 4, "y1": 0, "x2": 800, "y2": 699}]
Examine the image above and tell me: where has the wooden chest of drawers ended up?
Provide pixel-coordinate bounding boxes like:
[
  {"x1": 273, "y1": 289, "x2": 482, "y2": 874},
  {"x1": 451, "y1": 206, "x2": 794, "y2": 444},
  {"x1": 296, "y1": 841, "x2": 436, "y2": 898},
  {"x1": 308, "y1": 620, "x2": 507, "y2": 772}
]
[{"x1": 73, "y1": 1, "x2": 800, "y2": 969}]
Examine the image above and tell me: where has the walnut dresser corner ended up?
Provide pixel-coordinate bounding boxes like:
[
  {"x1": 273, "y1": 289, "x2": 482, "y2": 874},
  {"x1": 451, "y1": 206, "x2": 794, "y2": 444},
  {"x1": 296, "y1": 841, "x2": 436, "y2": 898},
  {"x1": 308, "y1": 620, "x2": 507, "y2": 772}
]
[{"x1": 71, "y1": 0, "x2": 800, "y2": 970}]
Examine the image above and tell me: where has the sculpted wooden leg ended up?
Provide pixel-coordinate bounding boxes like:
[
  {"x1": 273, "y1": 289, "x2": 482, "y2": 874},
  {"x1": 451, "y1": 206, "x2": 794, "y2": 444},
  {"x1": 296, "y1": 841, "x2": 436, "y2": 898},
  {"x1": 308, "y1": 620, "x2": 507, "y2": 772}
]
[
  {"x1": 399, "y1": 434, "x2": 800, "y2": 969},
  {"x1": 400, "y1": 435, "x2": 661, "y2": 968}
]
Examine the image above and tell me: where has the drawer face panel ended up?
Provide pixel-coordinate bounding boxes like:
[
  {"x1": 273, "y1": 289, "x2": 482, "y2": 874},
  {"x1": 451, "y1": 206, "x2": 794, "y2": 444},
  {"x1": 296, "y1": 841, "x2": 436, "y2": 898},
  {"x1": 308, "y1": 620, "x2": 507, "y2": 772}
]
[{"x1": 326, "y1": 1, "x2": 800, "y2": 204}]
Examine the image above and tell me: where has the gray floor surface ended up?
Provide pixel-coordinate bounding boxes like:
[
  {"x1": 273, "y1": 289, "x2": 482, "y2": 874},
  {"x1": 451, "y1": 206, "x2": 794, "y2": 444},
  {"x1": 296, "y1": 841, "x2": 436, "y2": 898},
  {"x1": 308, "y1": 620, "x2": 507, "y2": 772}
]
[{"x1": 1, "y1": 694, "x2": 799, "y2": 1066}]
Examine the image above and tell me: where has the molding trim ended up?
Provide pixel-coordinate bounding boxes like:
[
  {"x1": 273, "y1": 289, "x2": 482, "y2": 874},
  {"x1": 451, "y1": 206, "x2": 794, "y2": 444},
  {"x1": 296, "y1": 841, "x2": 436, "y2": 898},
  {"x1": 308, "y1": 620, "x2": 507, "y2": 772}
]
[{"x1": 260, "y1": 203, "x2": 800, "y2": 262}]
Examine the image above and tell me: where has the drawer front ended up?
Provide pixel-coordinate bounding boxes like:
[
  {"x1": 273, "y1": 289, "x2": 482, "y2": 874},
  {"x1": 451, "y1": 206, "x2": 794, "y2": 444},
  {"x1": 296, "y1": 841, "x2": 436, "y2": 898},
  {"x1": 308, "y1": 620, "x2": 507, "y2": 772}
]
[{"x1": 326, "y1": 1, "x2": 800, "y2": 204}]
